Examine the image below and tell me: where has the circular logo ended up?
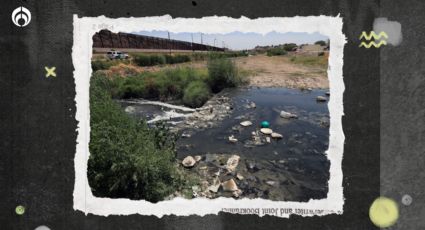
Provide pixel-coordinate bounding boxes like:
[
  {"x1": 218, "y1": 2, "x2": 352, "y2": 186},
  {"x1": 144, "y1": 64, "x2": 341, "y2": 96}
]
[
  {"x1": 11, "y1": 6, "x2": 31, "y2": 27},
  {"x1": 15, "y1": 205, "x2": 25, "y2": 215}
]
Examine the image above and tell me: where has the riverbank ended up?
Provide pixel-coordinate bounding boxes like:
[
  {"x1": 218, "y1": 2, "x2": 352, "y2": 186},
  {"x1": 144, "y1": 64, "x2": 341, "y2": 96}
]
[{"x1": 94, "y1": 54, "x2": 329, "y2": 89}]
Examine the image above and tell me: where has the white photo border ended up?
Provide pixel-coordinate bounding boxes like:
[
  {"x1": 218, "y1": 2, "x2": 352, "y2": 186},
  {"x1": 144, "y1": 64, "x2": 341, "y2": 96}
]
[{"x1": 72, "y1": 15, "x2": 346, "y2": 217}]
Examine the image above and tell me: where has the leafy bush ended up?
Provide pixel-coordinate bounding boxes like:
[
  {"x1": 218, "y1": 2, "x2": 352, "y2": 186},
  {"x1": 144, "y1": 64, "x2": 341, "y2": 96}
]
[
  {"x1": 182, "y1": 81, "x2": 211, "y2": 108},
  {"x1": 315, "y1": 40, "x2": 327, "y2": 46},
  {"x1": 101, "y1": 59, "x2": 243, "y2": 106},
  {"x1": 88, "y1": 73, "x2": 188, "y2": 202},
  {"x1": 92, "y1": 59, "x2": 127, "y2": 71},
  {"x1": 266, "y1": 47, "x2": 287, "y2": 56},
  {"x1": 165, "y1": 54, "x2": 191, "y2": 64},
  {"x1": 207, "y1": 58, "x2": 243, "y2": 93},
  {"x1": 283, "y1": 43, "x2": 297, "y2": 51},
  {"x1": 133, "y1": 54, "x2": 166, "y2": 66}
]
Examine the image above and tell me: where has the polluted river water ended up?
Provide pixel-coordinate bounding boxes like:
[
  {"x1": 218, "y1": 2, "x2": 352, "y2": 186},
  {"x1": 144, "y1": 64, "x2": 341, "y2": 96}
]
[{"x1": 120, "y1": 87, "x2": 330, "y2": 202}]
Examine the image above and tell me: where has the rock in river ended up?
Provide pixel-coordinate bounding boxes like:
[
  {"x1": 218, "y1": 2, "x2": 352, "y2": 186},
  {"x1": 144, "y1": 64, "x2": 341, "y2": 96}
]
[
  {"x1": 222, "y1": 179, "x2": 238, "y2": 192},
  {"x1": 228, "y1": 135, "x2": 238, "y2": 143},
  {"x1": 250, "y1": 102, "x2": 256, "y2": 108},
  {"x1": 316, "y1": 96, "x2": 327, "y2": 102},
  {"x1": 226, "y1": 155, "x2": 240, "y2": 172},
  {"x1": 194, "y1": 155, "x2": 202, "y2": 162},
  {"x1": 271, "y1": 132, "x2": 283, "y2": 139},
  {"x1": 280, "y1": 110, "x2": 298, "y2": 119},
  {"x1": 240, "y1": 121, "x2": 253, "y2": 127},
  {"x1": 124, "y1": 106, "x2": 136, "y2": 113},
  {"x1": 208, "y1": 177, "x2": 221, "y2": 193},
  {"x1": 182, "y1": 156, "x2": 196, "y2": 168},
  {"x1": 260, "y1": 128, "x2": 273, "y2": 135}
]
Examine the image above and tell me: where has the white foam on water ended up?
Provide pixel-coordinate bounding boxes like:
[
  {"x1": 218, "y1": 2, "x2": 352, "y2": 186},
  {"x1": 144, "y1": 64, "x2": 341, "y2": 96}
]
[
  {"x1": 122, "y1": 99, "x2": 196, "y2": 112},
  {"x1": 147, "y1": 110, "x2": 193, "y2": 124}
]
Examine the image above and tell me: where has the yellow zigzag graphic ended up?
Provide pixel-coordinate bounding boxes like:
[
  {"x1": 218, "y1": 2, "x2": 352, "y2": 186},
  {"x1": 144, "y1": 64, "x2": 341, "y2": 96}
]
[
  {"x1": 359, "y1": 31, "x2": 388, "y2": 40},
  {"x1": 359, "y1": 40, "x2": 387, "y2": 48}
]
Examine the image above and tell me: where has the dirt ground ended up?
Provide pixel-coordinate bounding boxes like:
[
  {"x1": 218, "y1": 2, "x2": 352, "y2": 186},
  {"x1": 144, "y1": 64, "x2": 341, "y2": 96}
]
[{"x1": 234, "y1": 55, "x2": 328, "y2": 89}]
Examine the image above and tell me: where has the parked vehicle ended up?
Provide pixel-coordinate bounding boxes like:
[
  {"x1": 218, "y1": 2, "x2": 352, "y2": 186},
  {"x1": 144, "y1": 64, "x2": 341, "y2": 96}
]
[{"x1": 107, "y1": 50, "x2": 129, "y2": 60}]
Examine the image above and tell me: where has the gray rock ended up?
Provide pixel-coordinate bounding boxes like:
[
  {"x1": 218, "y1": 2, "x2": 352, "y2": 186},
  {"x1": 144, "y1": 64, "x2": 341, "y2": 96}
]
[
  {"x1": 182, "y1": 156, "x2": 196, "y2": 168},
  {"x1": 124, "y1": 106, "x2": 136, "y2": 113},
  {"x1": 316, "y1": 96, "x2": 327, "y2": 102},
  {"x1": 280, "y1": 111, "x2": 298, "y2": 119}
]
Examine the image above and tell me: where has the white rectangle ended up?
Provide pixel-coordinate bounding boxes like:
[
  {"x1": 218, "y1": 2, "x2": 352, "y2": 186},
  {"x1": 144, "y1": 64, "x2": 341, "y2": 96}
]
[{"x1": 72, "y1": 15, "x2": 346, "y2": 218}]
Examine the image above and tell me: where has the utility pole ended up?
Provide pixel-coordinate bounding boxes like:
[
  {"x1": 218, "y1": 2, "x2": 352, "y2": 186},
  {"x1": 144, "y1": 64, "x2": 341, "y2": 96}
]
[
  {"x1": 191, "y1": 33, "x2": 194, "y2": 52},
  {"x1": 201, "y1": 33, "x2": 203, "y2": 44},
  {"x1": 168, "y1": 32, "x2": 171, "y2": 55},
  {"x1": 214, "y1": 38, "x2": 216, "y2": 48}
]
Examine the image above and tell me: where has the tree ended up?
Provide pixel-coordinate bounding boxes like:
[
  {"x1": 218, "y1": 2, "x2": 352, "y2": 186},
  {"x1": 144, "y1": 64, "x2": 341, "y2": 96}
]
[{"x1": 315, "y1": 40, "x2": 327, "y2": 46}]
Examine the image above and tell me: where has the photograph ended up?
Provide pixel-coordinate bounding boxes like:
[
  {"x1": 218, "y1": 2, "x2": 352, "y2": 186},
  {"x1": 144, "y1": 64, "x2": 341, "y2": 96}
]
[{"x1": 87, "y1": 28, "x2": 331, "y2": 203}]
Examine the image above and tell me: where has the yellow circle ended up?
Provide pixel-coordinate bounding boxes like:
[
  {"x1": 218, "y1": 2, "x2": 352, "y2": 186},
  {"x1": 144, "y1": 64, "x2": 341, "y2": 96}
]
[{"x1": 369, "y1": 197, "x2": 399, "y2": 228}]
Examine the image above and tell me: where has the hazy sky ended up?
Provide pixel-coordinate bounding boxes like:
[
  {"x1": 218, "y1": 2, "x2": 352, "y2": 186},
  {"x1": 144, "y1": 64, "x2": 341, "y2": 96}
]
[{"x1": 134, "y1": 31, "x2": 328, "y2": 51}]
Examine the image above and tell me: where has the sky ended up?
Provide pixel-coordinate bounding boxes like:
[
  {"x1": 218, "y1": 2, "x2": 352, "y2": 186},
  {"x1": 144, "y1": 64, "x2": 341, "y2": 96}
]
[{"x1": 133, "y1": 31, "x2": 328, "y2": 51}]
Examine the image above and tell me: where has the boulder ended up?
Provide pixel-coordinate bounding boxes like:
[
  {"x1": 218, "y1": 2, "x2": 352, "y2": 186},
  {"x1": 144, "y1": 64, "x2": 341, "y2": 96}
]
[
  {"x1": 246, "y1": 160, "x2": 260, "y2": 172},
  {"x1": 266, "y1": 137, "x2": 271, "y2": 143},
  {"x1": 124, "y1": 106, "x2": 136, "y2": 113},
  {"x1": 194, "y1": 155, "x2": 202, "y2": 162},
  {"x1": 316, "y1": 96, "x2": 327, "y2": 102},
  {"x1": 232, "y1": 189, "x2": 242, "y2": 198},
  {"x1": 260, "y1": 128, "x2": 273, "y2": 135},
  {"x1": 208, "y1": 178, "x2": 221, "y2": 193},
  {"x1": 240, "y1": 121, "x2": 253, "y2": 127},
  {"x1": 228, "y1": 135, "x2": 238, "y2": 143},
  {"x1": 271, "y1": 132, "x2": 283, "y2": 139},
  {"x1": 182, "y1": 156, "x2": 196, "y2": 168},
  {"x1": 226, "y1": 155, "x2": 240, "y2": 172},
  {"x1": 280, "y1": 111, "x2": 298, "y2": 119},
  {"x1": 266, "y1": 180, "x2": 277, "y2": 186},
  {"x1": 250, "y1": 102, "x2": 256, "y2": 108},
  {"x1": 325, "y1": 91, "x2": 330, "y2": 96},
  {"x1": 222, "y1": 179, "x2": 238, "y2": 192},
  {"x1": 236, "y1": 173, "x2": 244, "y2": 180}
]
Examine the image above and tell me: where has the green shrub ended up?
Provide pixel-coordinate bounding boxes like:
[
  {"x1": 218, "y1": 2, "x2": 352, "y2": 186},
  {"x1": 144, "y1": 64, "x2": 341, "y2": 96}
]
[
  {"x1": 88, "y1": 73, "x2": 188, "y2": 202},
  {"x1": 283, "y1": 43, "x2": 297, "y2": 51},
  {"x1": 315, "y1": 40, "x2": 327, "y2": 46},
  {"x1": 182, "y1": 81, "x2": 211, "y2": 108},
  {"x1": 150, "y1": 55, "x2": 166, "y2": 65},
  {"x1": 92, "y1": 59, "x2": 125, "y2": 71},
  {"x1": 266, "y1": 47, "x2": 287, "y2": 56},
  {"x1": 165, "y1": 54, "x2": 191, "y2": 64},
  {"x1": 207, "y1": 58, "x2": 242, "y2": 93},
  {"x1": 133, "y1": 54, "x2": 151, "y2": 66},
  {"x1": 133, "y1": 54, "x2": 166, "y2": 66}
]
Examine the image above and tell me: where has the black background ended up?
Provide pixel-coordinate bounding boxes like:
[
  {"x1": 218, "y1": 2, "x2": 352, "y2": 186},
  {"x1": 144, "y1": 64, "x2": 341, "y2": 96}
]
[{"x1": 3, "y1": 0, "x2": 422, "y2": 229}]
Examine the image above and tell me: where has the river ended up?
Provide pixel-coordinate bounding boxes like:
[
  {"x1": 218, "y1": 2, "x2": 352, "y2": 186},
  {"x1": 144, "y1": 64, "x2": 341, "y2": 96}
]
[{"x1": 119, "y1": 87, "x2": 330, "y2": 201}]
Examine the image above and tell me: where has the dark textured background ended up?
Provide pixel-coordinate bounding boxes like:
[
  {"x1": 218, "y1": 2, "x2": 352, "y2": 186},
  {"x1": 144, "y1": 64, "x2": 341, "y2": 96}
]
[{"x1": 0, "y1": 0, "x2": 421, "y2": 229}]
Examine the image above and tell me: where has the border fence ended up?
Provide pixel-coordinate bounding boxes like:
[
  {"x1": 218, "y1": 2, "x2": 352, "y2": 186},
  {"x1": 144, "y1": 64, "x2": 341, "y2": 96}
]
[{"x1": 93, "y1": 30, "x2": 224, "y2": 52}]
